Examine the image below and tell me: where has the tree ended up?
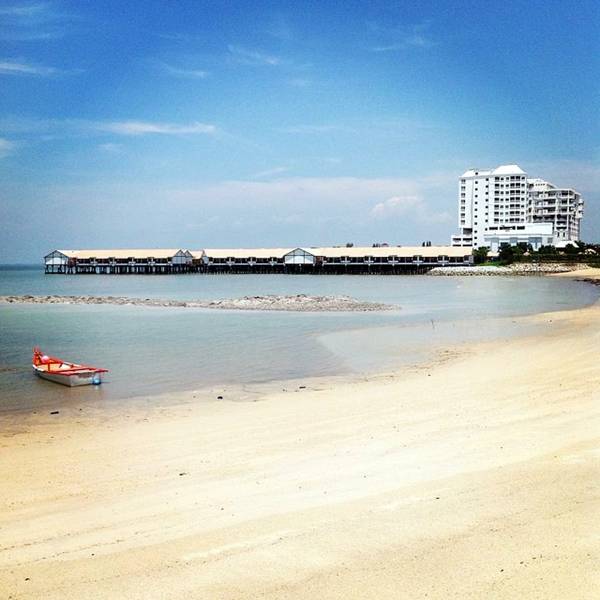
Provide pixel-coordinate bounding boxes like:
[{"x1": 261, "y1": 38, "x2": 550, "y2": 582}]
[
  {"x1": 498, "y1": 242, "x2": 531, "y2": 265},
  {"x1": 537, "y1": 244, "x2": 558, "y2": 256},
  {"x1": 564, "y1": 243, "x2": 580, "y2": 256},
  {"x1": 498, "y1": 245, "x2": 513, "y2": 265},
  {"x1": 498, "y1": 244, "x2": 525, "y2": 265},
  {"x1": 473, "y1": 246, "x2": 490, "y2": 265}
]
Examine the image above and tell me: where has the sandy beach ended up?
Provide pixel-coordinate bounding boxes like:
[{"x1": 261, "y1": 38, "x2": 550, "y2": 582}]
[{"x1": 1, "y1": 272, "x2": 599, "y2": 599}]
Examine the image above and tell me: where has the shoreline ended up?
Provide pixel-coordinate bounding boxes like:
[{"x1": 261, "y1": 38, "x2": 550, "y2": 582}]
[
  {"x1": 1, "y1": 275, "x2": 599, "y2": 598},
  {"x1": 1, "y1": 292, "x2": 589, "y2": 417}
]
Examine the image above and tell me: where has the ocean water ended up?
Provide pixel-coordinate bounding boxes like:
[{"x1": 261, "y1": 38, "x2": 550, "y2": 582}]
[{"x1": 0, "y1": 267, "x2": 597, "y2": 412}]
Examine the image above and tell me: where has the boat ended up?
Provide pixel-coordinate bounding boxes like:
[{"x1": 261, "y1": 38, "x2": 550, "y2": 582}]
[{"x1": 32, "y1": 347, "x2": 108, "y2": 387}]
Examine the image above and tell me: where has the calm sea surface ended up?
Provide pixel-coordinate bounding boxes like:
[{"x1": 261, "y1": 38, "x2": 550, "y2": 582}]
[{"x1": 1, "y1": 267, "x2": 597, "y2": 412}]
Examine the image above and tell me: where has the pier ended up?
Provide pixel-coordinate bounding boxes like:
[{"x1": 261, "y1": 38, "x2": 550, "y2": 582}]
[
  {"x1": 44, "y1": 246, "x2": 473, "y2": 275},
  {"x1": 44, "y1": 249, "x2": 194, "y2": 275}
]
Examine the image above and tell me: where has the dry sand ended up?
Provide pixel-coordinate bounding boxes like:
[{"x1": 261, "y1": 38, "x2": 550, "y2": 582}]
[
  {"x1": 1, "y1": 283, "x2": 599, "y2": 599},
  {"x1": 551, "y1": 266, "x2": 600, "y2": 281}
]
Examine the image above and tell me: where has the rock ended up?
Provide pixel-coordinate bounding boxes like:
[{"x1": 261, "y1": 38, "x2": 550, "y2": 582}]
[
  {"x1": 428, "y1": 266, "x2": 511, "y2": 276},
  {"x1": 428, "y1": 263, "x2": 590, "y2": 276},
  {"x1": 50, "y1": 411, "x2": 59, "y2": 415}
]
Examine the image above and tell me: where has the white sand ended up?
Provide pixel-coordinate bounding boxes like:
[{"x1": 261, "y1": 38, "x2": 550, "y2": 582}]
[{"x1": 1, "y1": 287, "x2": 599, "y2": 599}]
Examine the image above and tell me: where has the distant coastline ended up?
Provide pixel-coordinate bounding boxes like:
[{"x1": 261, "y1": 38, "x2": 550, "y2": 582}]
[{"x1": 0, "y1": 264, "x2": 41, "y2": 270}]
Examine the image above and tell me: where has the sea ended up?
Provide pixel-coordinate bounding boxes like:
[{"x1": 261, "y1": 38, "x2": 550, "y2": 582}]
[{"x1": 1, "y1": 266, "x2": 598, "y2": 412}]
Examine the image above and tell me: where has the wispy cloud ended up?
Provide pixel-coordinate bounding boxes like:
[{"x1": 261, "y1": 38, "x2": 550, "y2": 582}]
[
  {"x1": 227, "y1": 44, "x2": 284, "y2": 66},
  {"x1": 0, "y1": 58, "x2": 58, "y2": 76},
  {"x1": 369, "y1": 22, "x2": 437, "y2": 52},
  {"x1": 0, "y1": 137, "x2": 15, "y2": 158},
  {"x1": 95, "y1": 120, "x2": 217, "y2": 136},
  {"x1": 371, "y1": 37, "x2": 435, "y2": 52},
  {"x1": 0, "y1": 116, "x2": 219, "y2": 138},
  {"x1": 159, "y1": 63, "x2": 209, "y2": 79},
  {"x1": 251, "y1": 166, "x2": 290, "y2": 179},
  {"x1": 0, "y1": 2, "x2": 75, "y2": 41},
  {"x1": 0, "y1": 3, "x2": 47, "y2": 17}
]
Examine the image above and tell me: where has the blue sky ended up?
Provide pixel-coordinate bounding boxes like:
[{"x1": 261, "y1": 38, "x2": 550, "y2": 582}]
[{"x1": 0, "y1": 0, "x2": 598, "y2": 261}]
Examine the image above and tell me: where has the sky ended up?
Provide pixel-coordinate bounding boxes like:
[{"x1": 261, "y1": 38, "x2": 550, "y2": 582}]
[{"x1": 0, "y1": 0, "x2": 598, "y2": 262}]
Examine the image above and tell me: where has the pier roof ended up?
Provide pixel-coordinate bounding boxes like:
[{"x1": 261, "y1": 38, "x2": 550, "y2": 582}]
[
  {"x1": 56, "y1": 249, "x2": 189, "y2": 259},
  {"x1": 200, "y1": 246, "x2": 470, "y2": 259},
  {"x1": 307, "y1": 246, "x2": 470, "y2": 258},
  {"x1": 202, "y1": 248, "x2": 294, "y2": 259}
]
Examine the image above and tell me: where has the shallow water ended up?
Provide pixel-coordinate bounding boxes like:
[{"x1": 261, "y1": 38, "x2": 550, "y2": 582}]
[{"x1": 0, "y1": 267, "x2": 597, "y2": 412}]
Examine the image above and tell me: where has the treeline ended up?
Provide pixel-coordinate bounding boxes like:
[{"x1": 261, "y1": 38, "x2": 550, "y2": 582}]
[{"x1": 474, "y1": 242, "x2": 600, "y2": 266}]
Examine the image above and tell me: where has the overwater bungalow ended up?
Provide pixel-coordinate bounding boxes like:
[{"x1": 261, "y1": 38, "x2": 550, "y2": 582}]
[
  {"x1": 44, "y1": 249, "x2": 194, "y2": 274},
  {"x1": 197, "y1": 246, "x2": 473, "y2": 274}
]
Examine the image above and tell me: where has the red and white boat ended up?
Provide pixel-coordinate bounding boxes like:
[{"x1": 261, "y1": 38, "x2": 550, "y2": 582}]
[{"x1": 32, "y1": 348, "x2": 108, "y2": 387}]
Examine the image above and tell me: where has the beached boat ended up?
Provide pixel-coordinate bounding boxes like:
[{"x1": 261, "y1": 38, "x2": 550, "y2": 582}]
[{"x1": 32, "y1": 348, "x2": 108, "y2": 387}]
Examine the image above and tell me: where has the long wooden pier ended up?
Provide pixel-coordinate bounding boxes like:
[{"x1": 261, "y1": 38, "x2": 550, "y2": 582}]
[{"x1": 44, "y1": 246, "x2": 473, "y2": 275}]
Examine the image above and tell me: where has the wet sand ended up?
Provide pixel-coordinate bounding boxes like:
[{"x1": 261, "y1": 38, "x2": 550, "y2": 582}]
[{"x1": 1, "y1": 276, "x2": 599, "y2": 599}]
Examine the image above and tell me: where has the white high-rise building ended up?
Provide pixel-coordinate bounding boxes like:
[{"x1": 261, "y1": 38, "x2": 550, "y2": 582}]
[
  {"x1": 526, "y1": 178, "x2": 584, "y2": 243},
  {"x1": 451, "y1": 164, "x2": 584, "y2": 251}
]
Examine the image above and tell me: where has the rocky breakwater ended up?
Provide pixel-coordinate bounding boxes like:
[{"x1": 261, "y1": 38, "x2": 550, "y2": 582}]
[
  {"x1": 507, "y1": 262, "x2": 589, "y2": 274},
  {"x1": 427, "y1": 266, "x2": 512, "y2": 276},
  {"x1": 0, "y1": 294, "x2": 394, "y2": 312},
  {"x1": 204, "y1": 294, "x2": 394, "y2": 311},
  {"x1": 428, "y1": 263, "x2": 589, "y2": 276}
]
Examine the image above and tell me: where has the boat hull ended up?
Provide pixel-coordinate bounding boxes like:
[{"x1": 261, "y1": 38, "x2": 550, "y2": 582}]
[{"x1": 33, "y1": 367, "x2": 104, "y2": 387}]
